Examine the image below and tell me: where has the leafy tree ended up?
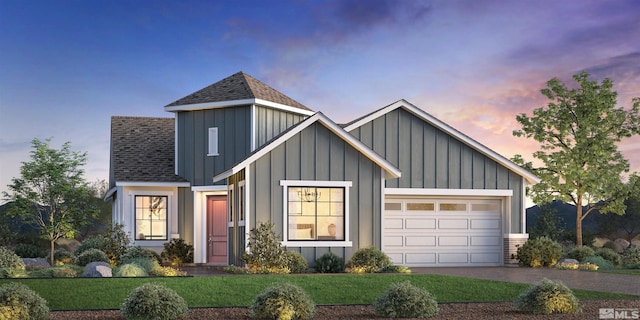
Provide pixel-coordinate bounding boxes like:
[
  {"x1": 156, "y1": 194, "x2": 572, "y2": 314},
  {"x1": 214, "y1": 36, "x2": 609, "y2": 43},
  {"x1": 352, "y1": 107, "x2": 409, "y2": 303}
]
[
  {"x1": 3, "y1": 138, "x2": 99, "y2": 265},
  {"x1": 513, "y1": 71, "x2": 640, "y2": 246},
  {"x1": 597, "y1": 176, "x2": 640, "y2": 242},
  {"x1": 528, "y1": 203, "x2": 566, "y2": 241}
]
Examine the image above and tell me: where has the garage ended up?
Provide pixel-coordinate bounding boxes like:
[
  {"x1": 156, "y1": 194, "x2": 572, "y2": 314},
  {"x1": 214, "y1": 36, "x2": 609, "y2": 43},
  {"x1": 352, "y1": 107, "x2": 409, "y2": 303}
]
[{"x1": 383, "y1": 197, "x2": 503, "y2": 267}]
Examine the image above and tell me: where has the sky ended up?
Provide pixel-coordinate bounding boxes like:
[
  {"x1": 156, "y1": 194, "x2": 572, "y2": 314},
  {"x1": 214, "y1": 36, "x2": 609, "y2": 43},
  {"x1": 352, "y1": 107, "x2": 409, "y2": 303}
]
[{"x1": 1, "y1": 0, "x2": 639, "y2": 203}]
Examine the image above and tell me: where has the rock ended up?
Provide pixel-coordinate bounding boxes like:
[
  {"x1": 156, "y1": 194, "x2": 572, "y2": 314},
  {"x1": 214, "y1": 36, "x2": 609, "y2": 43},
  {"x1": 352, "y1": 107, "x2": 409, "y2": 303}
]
[
  {"x1": 22, "y1": 258, "x2": 51, "y2": 269},
  {"x1": 614, "y1": 238, "x2": 631, "y2": 251},
  {"x1": 557, "y1": 258, "x2": 579, "y2": 264},
  {"x1": 82, "y1": 262, "x2": 112, "y2": 278}
]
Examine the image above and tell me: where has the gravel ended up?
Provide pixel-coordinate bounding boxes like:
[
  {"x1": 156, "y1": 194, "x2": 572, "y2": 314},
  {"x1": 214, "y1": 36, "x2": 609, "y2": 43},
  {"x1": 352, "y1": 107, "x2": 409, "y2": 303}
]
[{"x1": 49, "y1": 299, "x2": 640, "y2": 319}]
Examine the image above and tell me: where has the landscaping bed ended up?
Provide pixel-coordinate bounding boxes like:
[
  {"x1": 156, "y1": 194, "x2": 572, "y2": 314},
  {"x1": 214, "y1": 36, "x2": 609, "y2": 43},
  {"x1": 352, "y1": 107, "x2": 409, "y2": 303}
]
[{"x1": 48, "y1": 299, "x2": 640, "y2": 319}]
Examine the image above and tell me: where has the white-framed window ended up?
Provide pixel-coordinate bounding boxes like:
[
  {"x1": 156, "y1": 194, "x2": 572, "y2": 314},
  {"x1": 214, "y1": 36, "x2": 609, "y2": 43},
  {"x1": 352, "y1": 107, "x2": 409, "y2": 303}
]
[
  {"x1": 238, "y1": 181, "x2": 245, "y2": 226},
  {"x1": 280, "y1": 180, "x2": 352, "y2": 247},
  {"x1": 208, "y1": 127, "x2": 219, "y2": 156},
  {"x1": 228, "y1": 184, "x2": 234, "y2": 227},
  {"x1": 135, "y1": 196, "x2": 168, "y2": 240}
]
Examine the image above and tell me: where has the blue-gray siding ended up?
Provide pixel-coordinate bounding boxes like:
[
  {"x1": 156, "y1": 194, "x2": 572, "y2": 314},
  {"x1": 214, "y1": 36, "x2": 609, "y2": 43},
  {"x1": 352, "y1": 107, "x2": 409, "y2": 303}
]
[
  {"x1": 243, "y1": 122, "x2": 384, "y2": 265},
  {"x1": 254, "y1": 106, "x2": 306, "y2": 148},
  {"x1": 349, "y1": 107, "x2": 525, "y2": 233}
]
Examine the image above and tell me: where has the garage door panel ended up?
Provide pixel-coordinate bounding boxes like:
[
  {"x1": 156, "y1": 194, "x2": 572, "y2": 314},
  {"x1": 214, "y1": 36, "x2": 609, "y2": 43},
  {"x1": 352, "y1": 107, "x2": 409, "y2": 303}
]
[
  {"x1": 439, "y1": 236, "x2": 468, "y2": 246},
  {"x1": 406, "y1": 236, "x2": 436, "y2": 246},
  {"x1": 386, "y1": 218, "x2": 403, "y2": 229},
  {"x1": 471, "y1": 219, "x2": 500, "y2": 229},
  {"x1": 438, "y1": 219, "x2": 468, "y2": 229},
  {"x1": 387, "y1": 252, "x2": 404, "y2": 264},
  {"x1": 439, "y1": 253, "x2": 468, "y2": 263},
  {"x1": 471, "y1": 236, "x2": 500, "y2": 246},
  {"x1": 406, "y1": 218, "x2": 436, "y2": 229},
  {"x1": 384, "y1": 236, "x2": 404, "y2": 246},
  {"x1": 406, "y1": 252, "x2": 436, "y2": 264},
  {"x1": 471, "y1": 253, "x2": 501, "y2": 263}
]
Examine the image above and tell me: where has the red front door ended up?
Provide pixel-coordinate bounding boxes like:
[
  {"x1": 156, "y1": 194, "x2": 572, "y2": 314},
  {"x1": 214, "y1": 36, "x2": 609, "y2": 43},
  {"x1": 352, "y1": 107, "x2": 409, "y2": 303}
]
[{"x1": 207, "y1": 195, "x2": 228, "y2": 264}]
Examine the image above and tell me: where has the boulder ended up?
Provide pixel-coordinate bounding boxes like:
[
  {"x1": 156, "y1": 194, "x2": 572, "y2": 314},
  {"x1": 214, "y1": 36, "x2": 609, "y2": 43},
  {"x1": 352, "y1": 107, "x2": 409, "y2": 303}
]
[
  {"x1": 557, "y1": 258, "x2": 579, "y2": 265},
  {"x1": 614, "y1": 238, "x2": 631, "y2": 251},
  {"x1": 82, "y1": 262, "x2": 112, "y2": 278},
  {"x1": 21, "y1": 258, "x2": 50, "y2": 269}
]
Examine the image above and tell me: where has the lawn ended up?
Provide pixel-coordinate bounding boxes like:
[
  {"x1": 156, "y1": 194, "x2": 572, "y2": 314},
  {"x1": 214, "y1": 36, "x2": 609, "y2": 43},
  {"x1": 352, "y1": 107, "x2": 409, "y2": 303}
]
[{"x1": 5, "y1": 274, "x2": 637, "y2": 311}]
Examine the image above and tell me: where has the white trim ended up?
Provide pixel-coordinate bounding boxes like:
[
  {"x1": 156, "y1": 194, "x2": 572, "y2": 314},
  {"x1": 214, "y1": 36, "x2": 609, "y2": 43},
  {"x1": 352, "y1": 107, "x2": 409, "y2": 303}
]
[
  {"x1": 104, "y1": 186, "x2": 117, "y2": 201},
  {"x1": 238, "y1": 181, "x2": 246, "y2": 227},
  {"x1": 228, "y1": 184, "x2": 235, "y2": 227},
  {"x1": 116, "y1": 181, "x2": 190, "y2": 187},
  {"x1": 280, "y1": 180, "x2": 353, "y2": 248},
  {"x1": 213, "y1": 112, "x2": 401, "y2": 182},
  {"x1": 192, "y1": 188, "x2": 228, "y2": 263},
  {"x1": 344, "y1": 100, "x2": 540, "y2": 185},
  {"x1": 504, "y1": 233, "x2": 529, "y2": 239},
  {"x1": 164, "y1": 98, "x2": 315, "y2": 116},
  {"x1": 244, "y1": 166, "x2": 251, "y2": 250},
  {"x1": 191, "y1": 185, "x2": 227, "y2": 192},
  {"x1": 521, "y1": 179, "x2": 527, "y2": 234},
  {"x1": 250, "y1": 104, "x2": 256, "y2": 151},
  {"x1": 384, "y1": 188, "x2": 513, "y2": 197}
]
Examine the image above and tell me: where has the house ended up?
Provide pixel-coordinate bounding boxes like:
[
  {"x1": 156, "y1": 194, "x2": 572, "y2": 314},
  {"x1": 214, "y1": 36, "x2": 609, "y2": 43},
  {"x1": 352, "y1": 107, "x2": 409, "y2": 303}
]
[{"x1": 106, "y1": 71, "x2": 539, "y2": 267}]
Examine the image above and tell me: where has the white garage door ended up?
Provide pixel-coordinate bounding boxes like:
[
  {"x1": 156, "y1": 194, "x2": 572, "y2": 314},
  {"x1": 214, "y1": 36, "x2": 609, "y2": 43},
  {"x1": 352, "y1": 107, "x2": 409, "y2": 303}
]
[{"x1": 383, "y1": 197, "x2": 503, "y2": 267}]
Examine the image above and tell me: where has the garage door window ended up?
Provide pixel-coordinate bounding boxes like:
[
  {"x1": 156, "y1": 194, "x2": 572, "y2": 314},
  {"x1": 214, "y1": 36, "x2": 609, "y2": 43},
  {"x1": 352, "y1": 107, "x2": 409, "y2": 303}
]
[
  {"x1": 280, "y1": 180, "x2": 352, "y2": 247},
  {"x1": 440, "y1": 203, "x2": 467, "y2": 211},
  {"x1": 407, "y1": 203, "x2": 435, "y2": 211}
]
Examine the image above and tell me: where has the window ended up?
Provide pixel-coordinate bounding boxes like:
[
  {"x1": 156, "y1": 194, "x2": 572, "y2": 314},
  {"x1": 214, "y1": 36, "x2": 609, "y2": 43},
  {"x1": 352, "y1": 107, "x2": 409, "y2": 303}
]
[
  {"x1": 135, "y1": 196, "x2": 168, "y2": 240},
  {"x1": 208, "y1": 127, "x2": 219, "y2": 156},
  {"x1": 238, "y1": 183, "x2": 245, "y2": 224}
]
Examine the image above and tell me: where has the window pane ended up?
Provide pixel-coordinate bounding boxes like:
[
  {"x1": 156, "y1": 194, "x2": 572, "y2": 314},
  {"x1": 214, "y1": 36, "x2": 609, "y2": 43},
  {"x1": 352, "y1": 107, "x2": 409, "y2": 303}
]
[
  {"x1": 135, "y1": 196, "x2": 168, "y2": 240},
  {"x1": 440, "y1": 203, "x2": 467, "y2": 211},
  {"x1": 472, "y1": 203, "x2": 500, "y2": 212},
  {"x1": 287, "y1": 186, "x2": 345, "y2": 241},
  {"x1": 407, "y1": 203, "x2": 434, "y2": 211},
  {"x1": 385, "y1": 202, "x2": 402, "y2": 211}
]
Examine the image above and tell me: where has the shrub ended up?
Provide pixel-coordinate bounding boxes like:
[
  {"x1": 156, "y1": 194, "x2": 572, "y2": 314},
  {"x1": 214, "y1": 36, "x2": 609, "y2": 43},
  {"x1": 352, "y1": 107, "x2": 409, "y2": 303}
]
[
  {"x1": 380, "y1": 265, "x2": 412, "y2": 273},
  {"x1": 373, "y1": 281, "x2": 438, "y2": 318},
  {"x1": 0, "y1": 247, "x2": 25, "y2": 270},
  {"x1": 75, "y1": 248, "x2": 109, "y2": 266},
  {"x1": 102, "y1": 223, "x2": 131, "y2": 264},
  {"x1": 314, "y1": 252, "x2": 345, "y2": 273},
  {"x1": 115, "y1": 263, "x2": 148, "y2": 277},
  {"x1": 515, "y1": 237, "x2": 562, "y2": 267},
  {"x1": 243, "y1": 222, "x2": 289, "y2": 273},
  {"x1": 555, "y1": 261, "x2": 579, "y2": 270},
  {"x1": 250, "y1": 282, "x2": 315, "y2": 320},
  {"x1": 0, "y1": 304, "x2": 28, "y2": 320},
  {"x1": 119, "y1": 246, "x2": 161, "y2": 266},
  {"x1": 13, "y1": 244, "x2": 47, "y2": 258},
  {"x1": 161, "y1": 238, "x2": 193, "y2": 267},
  {"x1": 51, "y1": 265, "x2": 79, "y2": 278},
  {"x1": 54, "y1": 248, "x2": 74, "y2": 265},
  {"x1": 284, "y1": 251, "x2": 308, "y2": 273},
  {"x1": 0, "y1": 282, "x2": 49, "y2": 320},
  {"x1": 578, "y1": 262, "x2": 599, "y2": 271},
  {"x1": 120, "y1": 282, "x2": 188, "y2": 320},
  {"x1": 594, "y1": 247, "x2": 622, "y2": 266},
  {"x1": 0, "y1": 268, "x2": 27, "y2": 279},
  {"x1": 120, "y1": 257, "x2": 160, "y2": 273},
  {"x1": 514, "y1": 278, "x2": 580, "y2": 314},
  {"x1": 564, "y1": 246, "x2": 595, "y2": 262},
  {"x1": 149, "y1": 266, "x2": 187, "y2": 277},
  {"x1": 75, "y1": 236, "x2": 109, "y2": 256},
  {"x1": 346, "y1": 246, "x2": 393, "y2": 273},
  {"x1": 621, "y1": 247, "x2": 640, "y2": 267},
  {"x1": 602, "y1": 240, "x2": 625, "y2": 253},
  {"x1": 581, "y1": 256, "x2": 613, "y2": 270}
]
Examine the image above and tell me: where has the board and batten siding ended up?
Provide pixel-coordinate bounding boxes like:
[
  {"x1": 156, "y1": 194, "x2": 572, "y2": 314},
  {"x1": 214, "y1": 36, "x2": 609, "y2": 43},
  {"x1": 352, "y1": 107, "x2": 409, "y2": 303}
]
[
  {"x1": 176, "y1": 107, "x2": 251, "y2": 186},
  {"x1": 243, "y1": 122, "x2": 384, "y2": 265},
  {"x1": 349, "y1": 107, "x2": 525, "y2": 233},
  {"x1": 177, "y1": 187, "x2": 194, "y2": 247},
  {"x1": 254, "y1": 106, "x2": 306, "y2": 148}
]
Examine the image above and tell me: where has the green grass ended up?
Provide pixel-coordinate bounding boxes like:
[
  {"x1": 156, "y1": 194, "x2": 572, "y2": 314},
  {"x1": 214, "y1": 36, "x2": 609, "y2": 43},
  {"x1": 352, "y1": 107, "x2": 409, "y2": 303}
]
[
  {"x1": 601, "y1": 269, "x2": 640, "y2": 275},
  {"x1": 3, "y1": 274, "x2": 636, "y2": 311}
]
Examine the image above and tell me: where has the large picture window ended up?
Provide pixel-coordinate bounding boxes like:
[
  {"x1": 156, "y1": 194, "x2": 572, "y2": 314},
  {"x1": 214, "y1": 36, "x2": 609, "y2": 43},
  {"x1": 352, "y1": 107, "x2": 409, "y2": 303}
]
[
  {"x1": 280, "y1": 180, "x2": 352, "y2": 247},
  {"x1": 135, "y1": 196, "x2": 168, "y2": 240}
]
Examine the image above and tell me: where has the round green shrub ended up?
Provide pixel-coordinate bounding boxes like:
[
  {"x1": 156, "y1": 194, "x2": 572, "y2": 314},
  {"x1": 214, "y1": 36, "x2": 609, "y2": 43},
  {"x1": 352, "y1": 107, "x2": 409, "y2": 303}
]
[
  {"x1": 75, "y1": 248, "x2": 109, "y2": 267},
  {"x1": 75, "y1": 236, "x2": 109, "y2": 256},
  {"x1": 13, "y1": 244, "x2": 47, "y2": 258},
  {"x1": 284, "y1": 251, "x2": 308, "y2": 273},
  {"x1": 581, "y1": 256, "x2": 614, "y2": 270},
  {"x1": 373, "y1": 281, "x2": 439, "y2": 318},
  {"x1": 516, "y1": 237, "x2": 562, "y2": 267},
  {"x1": 102, "y1": 223, "x2": 131, "y2": 264},
  {"x1": 346, "y1": 246, "x2": 392, "y2": 273},
  {"x1": 514, "y1": 278, "x2": 580, "y2": 314},
  {"x1": 250, "y1": 282, "x2": 315, "y2": 320},
  {"x1": 595, "y1": 247, "x2": 622, "y2": 266},
  {"x1": 0, "y1": 304, "x2": 28, "y2": 320},
  {"x1": 119, "y1": 257, "x2": 159, "y2": 273},
  {"x1": 161, "y1": 238, "x2": 193, "y2": 267},
  {"x1": 622, "y1": 247, "x2": 640, "y2": 267},
  {"x1": 115, "y1": 263, "x2": 148, "y2": 277},
  {"x1": 564, "y1": 246, "x2": 595, "y2": 262},
  {"x1": 120, "y1": 282, "x2": 188, "y2": 320},
  {"x1": 0, "y1": 282, "x2": 49, "y2": 320},
  {"x1": 54, "y1": 248, "x2": 74, "y2": 265},
  {"x1": 119, "y1": 246, "x2": 161, "y2": 265},
  {"x1": 243, "y1": 222, "x2": 288, "y2": 273},
  {"x1": 314, "y1": 252, "x2": 345, "y2": 273},
  {"x1": 51, "y1": 265, "x2": 79, "y2": 278},
  {"x1": 0, "y1": 247, "x2": 25, "y2": 270}
]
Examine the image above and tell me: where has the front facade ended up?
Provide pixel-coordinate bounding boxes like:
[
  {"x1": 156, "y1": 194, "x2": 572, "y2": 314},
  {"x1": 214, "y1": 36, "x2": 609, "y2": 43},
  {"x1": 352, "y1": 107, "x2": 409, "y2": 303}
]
[{"x1": 106, "y1": 71, "x2": 538, "y2": 267}]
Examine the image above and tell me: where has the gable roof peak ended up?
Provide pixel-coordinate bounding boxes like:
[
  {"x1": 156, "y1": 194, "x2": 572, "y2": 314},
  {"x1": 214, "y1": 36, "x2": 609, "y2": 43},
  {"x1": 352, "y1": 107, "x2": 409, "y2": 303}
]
[{"x1": 164, "y1": 71, "x2": 312, "y2": 112}]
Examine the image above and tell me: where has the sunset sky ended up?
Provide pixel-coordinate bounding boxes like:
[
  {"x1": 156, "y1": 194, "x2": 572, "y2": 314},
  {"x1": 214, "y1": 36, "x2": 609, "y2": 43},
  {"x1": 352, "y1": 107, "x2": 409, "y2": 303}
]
[{"x1": 1, "y1": 0, "x2": 639, "y2": 202}]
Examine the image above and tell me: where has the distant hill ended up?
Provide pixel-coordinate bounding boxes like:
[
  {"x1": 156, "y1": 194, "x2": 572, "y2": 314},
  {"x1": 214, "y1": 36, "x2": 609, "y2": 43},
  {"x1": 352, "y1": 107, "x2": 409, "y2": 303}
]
[{"x1": 526, "y1": 200, "x2": 604, "y2": 234}]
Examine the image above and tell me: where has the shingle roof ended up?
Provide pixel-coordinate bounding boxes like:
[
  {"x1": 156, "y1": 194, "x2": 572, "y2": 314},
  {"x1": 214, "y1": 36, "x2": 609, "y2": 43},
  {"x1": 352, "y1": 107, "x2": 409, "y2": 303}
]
[
  {"x1": 165, "y1": 71, "x2": 313, "y2": 111},
  {"x1": 110, "y1": 116, "x2": 189, "y2": 183}
]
